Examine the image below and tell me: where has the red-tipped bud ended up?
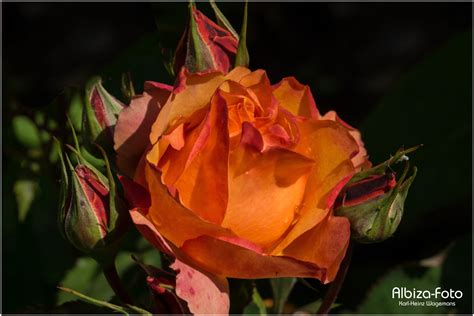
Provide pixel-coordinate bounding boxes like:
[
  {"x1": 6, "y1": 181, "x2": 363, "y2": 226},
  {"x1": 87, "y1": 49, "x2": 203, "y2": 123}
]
[
  {"x1": 56, "y1": 139, "x2": 129, "y2": 262},
  {"x1": 173, "y1": 4, "x2": 238, "y2": 74},
  {"x1": 335, "y1": 146, "x2": 419, "y2": 243},
  {"x1": 83, "y1": 77, "x2": 124, "y2": 150}
]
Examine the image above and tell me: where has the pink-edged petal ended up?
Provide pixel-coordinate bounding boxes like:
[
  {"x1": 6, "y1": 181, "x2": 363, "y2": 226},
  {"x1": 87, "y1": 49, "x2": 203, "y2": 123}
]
[
  {"x1": 171, "y1": 259, "x2": 230, "y2": 315},
  {"x1": 114, "y1": 82, "x2": 172, "y2": 177}
]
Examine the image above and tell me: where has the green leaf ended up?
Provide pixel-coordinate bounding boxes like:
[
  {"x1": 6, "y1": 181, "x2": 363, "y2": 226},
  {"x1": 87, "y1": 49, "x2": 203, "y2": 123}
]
[
  {"x1": 270, "y1": 277, "x2": 296, "y2": 314},
  {"x1": 234, "y1": 0, "x2": 249, "y2": 68},
  {"x1": 243, "y1": 286, "x2": 267, "y2": 315},
  {"x1": 13, "y1": 179, "x2": 37, "y2": 222},
  {"x1": 358, "y1": 266, "x2": 447, "y2": 314},
  {"x1": 12, "y1": 115, "x2": 42, "y2": 149},
  {"x1": 57, "y1": 252, "x2": 134, "y2": 305}
]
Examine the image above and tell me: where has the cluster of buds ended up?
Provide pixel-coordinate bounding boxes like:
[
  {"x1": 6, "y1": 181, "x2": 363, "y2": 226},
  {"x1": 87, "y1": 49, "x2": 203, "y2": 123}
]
[
  {"x1": 57, "y1": 78, "x2": 129, "y2": 264},
  {"x1": 335, "y1": 147, "x2": 419, "y2": 243}
]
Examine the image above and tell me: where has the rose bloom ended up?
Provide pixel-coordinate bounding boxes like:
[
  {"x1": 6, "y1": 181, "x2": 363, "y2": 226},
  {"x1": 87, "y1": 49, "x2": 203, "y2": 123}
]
[{"x1": 115, "y1": 67, "x2": 369, "y2": 285}]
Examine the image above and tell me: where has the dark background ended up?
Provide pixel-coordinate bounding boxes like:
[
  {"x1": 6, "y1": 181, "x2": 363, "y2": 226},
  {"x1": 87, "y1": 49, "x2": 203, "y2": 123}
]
[{"x1": 3, "y1": 2, "x2": 472, "y2": 314}]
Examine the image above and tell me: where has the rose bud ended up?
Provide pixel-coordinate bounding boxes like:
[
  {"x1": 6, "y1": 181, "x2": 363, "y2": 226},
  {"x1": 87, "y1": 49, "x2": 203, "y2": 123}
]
[
  {"x1": 173, "y1": 2, "x2": 239, "y2": 74},
  {"x1": 131, "y1": 255, "x2": 187, "y2": 314},
  {"x1": 82, "y1": 77, "x2": 124, "y2": 150},
  {"x1": 335, "y1": 151, "x2": 418, "y2": 243},
  {"x1": 56, "y1": 139, "x2": 129, "y2": 262}
]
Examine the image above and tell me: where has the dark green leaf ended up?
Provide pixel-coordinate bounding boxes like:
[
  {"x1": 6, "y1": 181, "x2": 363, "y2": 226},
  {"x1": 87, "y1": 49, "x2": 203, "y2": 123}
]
[
  {"x1": 13, "y1": 179, "x2": 38, "y2": 222},
  {"x1": 57, "y1": 252, "x2": 134, "y2": 305},
  {"x1": 12, "y1": 115, "x2": 42, "y2": 148}
]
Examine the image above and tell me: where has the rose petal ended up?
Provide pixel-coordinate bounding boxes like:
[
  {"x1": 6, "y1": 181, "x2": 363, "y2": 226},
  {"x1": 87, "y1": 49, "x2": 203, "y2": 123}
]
[
  {"x1": 319, "y1": 110, "x2": 371, "y2": 170},
  {"x1": 149, "y1": 71, "x2": 226, "y2": 145},
  {"x1": 129, "y1": 208, "x2": 172, "y2": 255},
  {"x1": 271, "y1": 119, "x2": 357, "y2": 254},
  {"x1": 169, "y1": 92, "x2": 230, "y2": 224},
  {"x1": 118, "y1": 175, "x2": 151, "y2": 209},
  {"x1": 171, "y1": 259, "x2": 230, "y2": 315},
  {"x1": 272, "y1": 77, "x2": 319, "y2": 118},
  {"x1": 145, "y1": 163, "x2": 235, "y2": 247},
  {"x1": 239, "y1": 69, "x2": 275, "y2": 114},
  {"x1": 240, "y1": 121, "x2": 264, "y2": 151},
  {"x1": 280, "y1": 215, "x2": 350, "y2": 283},
  {"x1": 114, "y1": 82, "x2": 172, "y2": 177},
  {"x1": 222, "y1": 143, "x2": 313, "y2": 248},
  {"x1": 225, "y1": 66, "x2": 252, "y2": 82},
  {"x1": 180, "y1": 235, "x2": 325, "y2": 279}
]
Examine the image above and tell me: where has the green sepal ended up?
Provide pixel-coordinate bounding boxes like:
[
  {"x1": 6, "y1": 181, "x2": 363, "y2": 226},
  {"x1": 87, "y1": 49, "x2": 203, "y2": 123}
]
[
  {"x1": 121, "y1": 72, "x2": 136, "y2": 104},
  {"x1": 95, "y1": 144, "x2": 118, "y2": 232},
  {"x1": 187, "y1": 1, "x2": 211, "y2": 72},
  {"x1": 210, "y1": 0, "x2": 239, "y2": 39},
  {"x1": 55, "y1": 137, "x2": 69, "y2": 240},
  {"x1": 349, "y1": 145, "x2": 421, "y2": 184},
  {"x1": 234, "y1": 0, "x2": 249, "y2": 68}
]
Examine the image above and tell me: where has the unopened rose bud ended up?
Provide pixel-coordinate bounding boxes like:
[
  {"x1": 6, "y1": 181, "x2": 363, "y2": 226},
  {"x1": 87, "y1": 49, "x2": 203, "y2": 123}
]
[
  {"x1": 83, "y1": 77, "x2": 124, "y2": 150},
  {"x1": 173, "y1": 2, "x2": 239, "y2": 74},
  {"x1": 57, "y1": 139, "x2": 129, "y2": 262},
  {"x1": 132, "y1": 255, "x2": 186, "y2": 314},
  {"x1": 335, "y1": 147, "x2": 418, "y2": 243}
]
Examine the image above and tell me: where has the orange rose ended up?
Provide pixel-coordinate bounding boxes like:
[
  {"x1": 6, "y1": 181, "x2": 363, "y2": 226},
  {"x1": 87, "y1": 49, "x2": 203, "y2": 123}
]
[{"x1": 115, "y1": 67, "x2": 369, "y2": 313}]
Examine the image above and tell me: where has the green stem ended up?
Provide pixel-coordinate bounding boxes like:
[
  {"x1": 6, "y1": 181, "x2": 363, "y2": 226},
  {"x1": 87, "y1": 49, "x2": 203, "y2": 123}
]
[
  {"x1": 103, "y1": 262, "x2": 132, "y2": 304},
  {"x1": 317, "y1": 241, "x2": 353, "y2": 315}
]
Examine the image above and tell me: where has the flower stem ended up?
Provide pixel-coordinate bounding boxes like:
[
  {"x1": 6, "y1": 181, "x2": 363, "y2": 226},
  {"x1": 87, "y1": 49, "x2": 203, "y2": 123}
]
[
  {"x1": 317, "y1": 241, "x2": 353, "y2": 315},
  {"x1": 103, "y1": 262, "x2": 132, "y2": 304}
]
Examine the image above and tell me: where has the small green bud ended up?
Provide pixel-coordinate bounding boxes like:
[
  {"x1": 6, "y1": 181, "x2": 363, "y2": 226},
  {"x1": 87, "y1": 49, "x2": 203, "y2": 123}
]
[{"x1": 335, "y1": 146, "x2": 419, "y2": 243}]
